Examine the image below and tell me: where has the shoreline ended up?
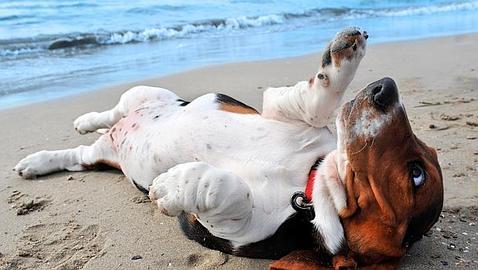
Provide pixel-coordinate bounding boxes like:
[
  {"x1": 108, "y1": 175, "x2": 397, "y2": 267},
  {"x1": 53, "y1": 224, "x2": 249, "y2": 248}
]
[
  {"x1": 2, "y1": 31, "x2": 478, "y2": 112},
  {"x1": 1, "y1": 33, "x2": 477, "y2": 269}
]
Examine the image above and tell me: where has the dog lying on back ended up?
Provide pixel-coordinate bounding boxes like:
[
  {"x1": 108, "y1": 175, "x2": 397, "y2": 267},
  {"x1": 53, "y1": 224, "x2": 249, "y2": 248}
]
[{"x1": 14, "y1": 27, "x2": 443, "y2": 269}]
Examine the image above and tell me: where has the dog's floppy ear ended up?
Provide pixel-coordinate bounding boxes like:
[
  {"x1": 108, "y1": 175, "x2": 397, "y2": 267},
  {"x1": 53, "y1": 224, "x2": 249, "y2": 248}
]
[
  {"x1": 338, "y1": 165, "x2": 358, "y2": 218},
  {"x1": 269, "y1": 250, "x2": 400, "y2": 270}
]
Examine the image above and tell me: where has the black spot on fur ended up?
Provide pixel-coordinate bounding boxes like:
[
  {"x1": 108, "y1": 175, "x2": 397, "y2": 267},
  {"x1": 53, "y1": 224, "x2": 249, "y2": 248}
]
[
  {"x1": 235, "y1": 212, "x2": 316, "y2": 259},
  {"x1": 178, "y1": 211, "x2": 334, "y2": 260},
  {"x1": 321, "y1": 43, "x2": 332, "y2": 68},
  {"x1": 331, "y1": 39, "x2": 353, "y2": 53},
  {"x1": 178, "y1": 212, "x2": 233, "y2": 254},
  {"x1": 343, "y1": 28, "x2": 361, "y2": 36},
  {"x1": 177, "y1": 99, "x2": 190, "y2": 106},
  {"x1": 215, "y1": 93, "x2": 258, "y2": 113}
]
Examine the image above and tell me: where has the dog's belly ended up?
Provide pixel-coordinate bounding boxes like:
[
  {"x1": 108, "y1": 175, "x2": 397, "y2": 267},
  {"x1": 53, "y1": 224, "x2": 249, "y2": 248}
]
[{"x1": 108, "y1": 95, "x2": 336, "y2": 197}]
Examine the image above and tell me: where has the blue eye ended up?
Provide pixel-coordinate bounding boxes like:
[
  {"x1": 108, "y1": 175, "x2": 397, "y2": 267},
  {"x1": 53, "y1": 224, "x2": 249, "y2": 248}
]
[{"x1": 410, "y1": 163, "x2": 425, "y2": 187}]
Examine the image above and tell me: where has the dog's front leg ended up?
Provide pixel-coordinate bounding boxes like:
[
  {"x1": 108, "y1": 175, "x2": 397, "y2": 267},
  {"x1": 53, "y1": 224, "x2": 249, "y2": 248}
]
[{"x1": 149, "y1": 162, "x2": 253, "y2": 238}]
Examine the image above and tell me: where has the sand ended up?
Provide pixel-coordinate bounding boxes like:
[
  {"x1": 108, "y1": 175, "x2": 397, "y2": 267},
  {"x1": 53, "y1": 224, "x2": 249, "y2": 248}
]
[{"x1": 0, "y1": 34, "x2": 477, "y2": 270}]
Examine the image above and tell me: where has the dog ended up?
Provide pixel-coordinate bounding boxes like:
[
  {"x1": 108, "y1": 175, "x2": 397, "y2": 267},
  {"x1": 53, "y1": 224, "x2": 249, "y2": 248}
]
[
  {"x1": 14, "y1": 27, "x2": 367, "y2": 256},
  {"x1": 14, "y1": 27, "x2": 443, "y2": 269}
]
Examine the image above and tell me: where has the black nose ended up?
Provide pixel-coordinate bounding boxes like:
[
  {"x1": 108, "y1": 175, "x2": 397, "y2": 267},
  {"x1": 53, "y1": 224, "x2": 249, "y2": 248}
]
[{"x1": 367, "y1": 77, "x2": 399, "y2": 109}]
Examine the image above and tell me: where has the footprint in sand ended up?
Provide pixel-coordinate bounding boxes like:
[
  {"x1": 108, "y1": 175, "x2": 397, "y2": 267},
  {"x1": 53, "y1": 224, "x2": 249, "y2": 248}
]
[
  {"x1": 186, "y1": 250, "x2": 229, "y2": 269},
  {"x1": 0, "y1": 222, "x2": 105, "y2": 270},
  {"x1": 7, "y1": 190, "x2": 51, "y2": 215}
]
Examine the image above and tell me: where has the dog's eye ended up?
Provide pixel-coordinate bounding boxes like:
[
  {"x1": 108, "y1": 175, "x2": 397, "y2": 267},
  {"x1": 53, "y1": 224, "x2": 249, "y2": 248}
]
[
  {"x1": 409, "y1": 163, "x2": 425, "y2": 187},
  {"x1": 352, "y1": 43, "x2": 357, "y2": 51}
]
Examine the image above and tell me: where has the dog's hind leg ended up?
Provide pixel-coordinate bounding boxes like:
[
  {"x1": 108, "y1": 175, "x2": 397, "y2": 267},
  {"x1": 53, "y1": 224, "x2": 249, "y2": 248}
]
[
  {"x1": 149, "y1": 162, "x2": 253, "y2": 240},
  {"x1": 14, "y1": 135, "x2": 118, "y2": 179},
  {"x1": 74, "y1": 86, "x2": 181, "y2": 134}
]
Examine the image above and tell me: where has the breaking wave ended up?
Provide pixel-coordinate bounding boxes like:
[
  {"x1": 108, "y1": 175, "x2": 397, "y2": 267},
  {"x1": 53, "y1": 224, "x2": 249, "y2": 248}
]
[{"x1": 1, "y1": 1, "x2": 478, "y2": 58}]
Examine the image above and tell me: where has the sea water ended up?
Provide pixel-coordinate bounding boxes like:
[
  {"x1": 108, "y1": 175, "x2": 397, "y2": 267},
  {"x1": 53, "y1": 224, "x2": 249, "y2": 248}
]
[{"x1": 1, "y1": 0, "x2": 477, "y2": 109}]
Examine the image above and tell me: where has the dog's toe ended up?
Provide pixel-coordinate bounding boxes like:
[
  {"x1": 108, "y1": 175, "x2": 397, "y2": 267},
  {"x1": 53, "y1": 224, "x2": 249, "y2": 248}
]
[{"x1": 73, "y1": 112, "x2": 100, "y2": 134}]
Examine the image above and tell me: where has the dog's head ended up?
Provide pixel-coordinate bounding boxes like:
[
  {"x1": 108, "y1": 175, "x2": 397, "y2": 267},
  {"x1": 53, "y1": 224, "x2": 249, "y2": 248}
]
[
  {"x1": 335, "y1": 77, "x2": 444, "y2": 265},
  {"x1": 271, "y1": 78, "x2": 444, "y2": 269}
]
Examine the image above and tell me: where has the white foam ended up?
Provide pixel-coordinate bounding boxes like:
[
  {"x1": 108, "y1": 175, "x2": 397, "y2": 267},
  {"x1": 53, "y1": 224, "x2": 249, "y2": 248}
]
[{"x1": 103, "y1": 14, "x2": 286, "y2": 45}]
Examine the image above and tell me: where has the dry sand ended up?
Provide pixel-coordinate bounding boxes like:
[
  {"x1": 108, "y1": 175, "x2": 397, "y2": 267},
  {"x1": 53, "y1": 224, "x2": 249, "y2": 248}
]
[{"x1": 0, "y1": 34, "x2": 477, "y2": 270}]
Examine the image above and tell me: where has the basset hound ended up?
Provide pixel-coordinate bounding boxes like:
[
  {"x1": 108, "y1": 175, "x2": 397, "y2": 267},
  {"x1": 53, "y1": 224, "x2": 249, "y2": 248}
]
[{"x1": 14, "y1": 27, "x2": 443, "y2": 269}]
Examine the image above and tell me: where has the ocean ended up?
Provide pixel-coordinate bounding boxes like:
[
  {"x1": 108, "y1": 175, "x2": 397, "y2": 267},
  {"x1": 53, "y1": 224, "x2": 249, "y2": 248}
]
[{"x1": 1, "y1": 0, "x2": 477, "y2": 109}]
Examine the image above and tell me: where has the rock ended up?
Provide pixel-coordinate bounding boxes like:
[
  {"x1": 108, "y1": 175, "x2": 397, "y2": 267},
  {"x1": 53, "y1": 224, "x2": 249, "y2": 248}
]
[
  {"x1": 48, "y1": 36, "x2": 97, "y2": 50},
  {"x1": 440, "y1": 114, "x2": 460, "y2": 121},
  {"x1": 447, "y1": 243, "x2": 456, "y2": 250},
  {"x1": 131, "y1": 255, "x2": 142, "y2": 260}
]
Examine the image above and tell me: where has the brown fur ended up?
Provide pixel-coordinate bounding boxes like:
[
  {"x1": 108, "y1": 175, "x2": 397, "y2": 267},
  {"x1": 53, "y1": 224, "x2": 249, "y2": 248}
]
[
  {"x1": 216, "y1": 93, "x2": 259, "y2": 114},
  {"x1": 219, "y1": 103, "x2": 259, "y2": 114},
  {"x1": 270, "y1": 79, "x2": 443, "y2": 269},
  {"x1": 269, "y1": 250, "x2": 400, "y2": 270},
  {"x1": 331, "y1": 35, "x2": 366, "y2": 68},
  {"x1": 340, "y1": 87, "x2": 442, "y2": 263},
  {"x1": 337, "y1": 82, "x2": 443, "y2": 267},
  {"x1": 81, "y1": 159, "x2": 121, "y2": 170}
]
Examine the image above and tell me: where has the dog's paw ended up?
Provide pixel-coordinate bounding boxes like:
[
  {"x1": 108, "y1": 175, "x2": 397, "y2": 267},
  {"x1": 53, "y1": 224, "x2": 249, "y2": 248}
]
[
  {"x1": 14, "y1": 151, "x2": 54, "y2": 179},
  {"x1": 74, "y1": 112, "x2": 100, "y2": 134},
  {"x1": 149, "y1": 167, "x2": 185, "y2": 217},
  {"x1": 149, "y1": 162, "x2": 217, "y2": 217}
]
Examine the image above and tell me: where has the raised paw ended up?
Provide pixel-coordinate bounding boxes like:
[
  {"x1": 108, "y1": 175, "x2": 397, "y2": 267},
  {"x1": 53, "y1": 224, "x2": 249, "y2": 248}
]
[
  {"x1": 14, "y1": 151, "x2": 56, "y2": 179},
  {"x1": 149, "y1": 162, "x2": 243, "y2": 218},
  {"x1": 148, "y1": 162, "x2": 207, "y2": 217},
  {"x1": 73, "y1": 112, "x2": 100, "y2": 134},
  {"x1": 149, "y1": 174, "x2": 183, "y2": 217}
]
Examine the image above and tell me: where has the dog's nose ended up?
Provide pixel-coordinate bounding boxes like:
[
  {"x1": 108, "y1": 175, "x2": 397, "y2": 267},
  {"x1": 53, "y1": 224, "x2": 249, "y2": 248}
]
[
  {"x1": 363, "y1": 31, "x2": 368, "y2": 40},
  {"x1": 368, "y1": 77, "x2": 398, "y2": 109}
]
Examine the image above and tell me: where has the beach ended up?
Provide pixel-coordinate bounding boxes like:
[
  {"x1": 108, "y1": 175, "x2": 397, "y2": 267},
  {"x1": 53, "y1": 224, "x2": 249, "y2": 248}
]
[{"x1": 0, "y1": 34, "x2": 477, "y2": 269}]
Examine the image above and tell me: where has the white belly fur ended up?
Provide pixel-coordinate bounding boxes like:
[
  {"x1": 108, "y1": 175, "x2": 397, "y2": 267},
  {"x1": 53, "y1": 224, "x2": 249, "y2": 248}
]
[{"x1": 112, "y1": 93, "x2": 336, "y2": 244}]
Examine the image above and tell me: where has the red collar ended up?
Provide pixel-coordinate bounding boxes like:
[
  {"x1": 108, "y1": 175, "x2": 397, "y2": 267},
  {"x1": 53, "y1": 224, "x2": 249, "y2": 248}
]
[{"x1": 304, "y1": 157, "x2": 323, "y2": 202}]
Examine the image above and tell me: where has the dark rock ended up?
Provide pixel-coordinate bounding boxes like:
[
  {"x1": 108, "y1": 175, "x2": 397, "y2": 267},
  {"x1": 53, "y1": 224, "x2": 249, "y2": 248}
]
[{"x1": 131, "y1": 255, "x2": 142, "y2": 260}]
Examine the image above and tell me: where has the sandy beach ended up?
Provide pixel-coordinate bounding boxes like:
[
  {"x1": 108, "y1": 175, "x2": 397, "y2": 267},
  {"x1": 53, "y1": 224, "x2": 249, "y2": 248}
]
[{"x1": 0, "y1": 34, "x2": 477, "y2": 269}]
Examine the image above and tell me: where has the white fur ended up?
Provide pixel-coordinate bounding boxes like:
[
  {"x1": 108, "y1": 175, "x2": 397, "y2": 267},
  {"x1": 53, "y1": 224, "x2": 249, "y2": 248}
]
[
  {"x1": 262, "y1": 31, "x2": 366, "y2": 128},
  {"x1": 15, "y1": 88, "x2": 336, "y2": 247},
  {"x1": 310, "y1": 150, "x2": 348, "y2": 253},
  {"x1": 351, "y1": 103, "x2": 403, "y2": 138}
]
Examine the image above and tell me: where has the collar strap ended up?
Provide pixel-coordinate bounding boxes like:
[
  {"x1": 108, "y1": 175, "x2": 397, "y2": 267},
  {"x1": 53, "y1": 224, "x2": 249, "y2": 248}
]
[
  {"x1": 305, "y1": 157, "x2": 324, "y2": 201},
  {"x1": 290, "y1": 157, "x2": 324, "y2": 221}
]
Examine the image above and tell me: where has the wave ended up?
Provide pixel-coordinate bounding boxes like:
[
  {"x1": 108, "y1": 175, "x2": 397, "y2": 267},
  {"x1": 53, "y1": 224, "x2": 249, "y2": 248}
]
[{"x1": 1, "y1": 1, "x2": 477, "y2": 58}]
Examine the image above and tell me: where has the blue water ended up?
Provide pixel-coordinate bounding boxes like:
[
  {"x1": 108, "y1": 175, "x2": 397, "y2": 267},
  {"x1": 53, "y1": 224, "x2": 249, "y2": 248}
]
[{"x1": 1, "y1": 0, "x2": 478, "y2": 109}]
